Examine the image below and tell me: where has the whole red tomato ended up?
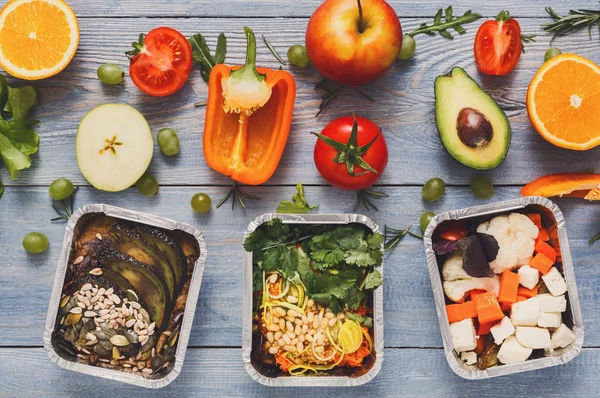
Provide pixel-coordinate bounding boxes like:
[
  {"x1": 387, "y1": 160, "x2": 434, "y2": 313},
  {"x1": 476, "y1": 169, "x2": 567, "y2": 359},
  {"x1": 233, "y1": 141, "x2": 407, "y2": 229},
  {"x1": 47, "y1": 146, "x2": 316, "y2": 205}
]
[
  {"x1": 474, "y1": 11, "x2": 522, "y2": 75},
  {"x1": 313, "y1": 115, "x2": 388, "y2": 190},
  {"x1": 128, "y1": 27, "x2": 193, "y2": 97}
]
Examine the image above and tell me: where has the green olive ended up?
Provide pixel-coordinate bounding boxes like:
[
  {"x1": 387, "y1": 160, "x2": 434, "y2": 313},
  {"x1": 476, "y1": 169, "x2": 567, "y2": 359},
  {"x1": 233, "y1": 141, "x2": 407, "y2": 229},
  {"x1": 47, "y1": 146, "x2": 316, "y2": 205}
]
[
  {"x1": 420, "y1": 211, "x2": 435, "y2": 232},
  {"x1": 422, "y1": 178, "x2": 446, "y2": 202},
  {"x1": 470, "y1": 175, "x2": 494, "y2": 199}
]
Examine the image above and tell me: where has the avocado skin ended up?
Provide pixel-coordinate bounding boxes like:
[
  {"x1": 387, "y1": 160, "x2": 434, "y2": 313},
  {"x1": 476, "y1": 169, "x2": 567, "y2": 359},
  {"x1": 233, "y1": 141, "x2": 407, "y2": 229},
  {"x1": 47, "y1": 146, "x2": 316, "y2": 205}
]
[{"x1": 434, "y1": 67, "x2": 511, "y2": 170}]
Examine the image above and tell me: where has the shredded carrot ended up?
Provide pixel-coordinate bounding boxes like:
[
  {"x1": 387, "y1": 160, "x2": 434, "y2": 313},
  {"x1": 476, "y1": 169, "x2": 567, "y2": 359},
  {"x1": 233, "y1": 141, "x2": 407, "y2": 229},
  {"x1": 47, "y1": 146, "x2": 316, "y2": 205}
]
[
  {"x1": 338, "y1": 330, "x2": 372, "y2": 368},
  {"x1": 275, "y1": 353, "x2": 294, "y2": 372}
]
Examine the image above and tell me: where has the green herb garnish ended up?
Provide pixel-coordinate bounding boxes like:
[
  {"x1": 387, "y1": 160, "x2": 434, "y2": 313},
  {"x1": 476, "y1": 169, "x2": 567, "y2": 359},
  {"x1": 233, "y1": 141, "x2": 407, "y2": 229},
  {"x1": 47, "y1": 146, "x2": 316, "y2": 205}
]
[
  {"x1": 189, "y1": 32, "x2": 227, "y2": 83},
  {"x1": 277, "y1": 183, "x2": 318, "y2": 214},
  {"x1": 217, "y1": 181, "x2": 260, "y2": 210},
  {"x1": 0, "y1": 74, "x2": 40, "y2": 191},
  {"x1": 244, "y1": 218, "x2": 383, "y2": 313},
  {"x1": 409, "y1": 6, "x2": 482, "y2": 39},
  {"x1": 590, "y1": 232, "x2": 600, "y2": 244},
  {"x1": 346, "y1": 311, "x2": 373, "y2": 328},
  {"x1": 520, "y1": 34, "x2": 537, "y2": 53},
  {"x1": 51, "y1": 187, "x2": 79, "y2": 222},
  {"x1": 544, "y1": 6, "x2": 600, "y2": 40},
  {"x1": 262, "y1": 34, "x2": 287, "y2": 65},
  {"x1": 0, "y1": 180, "x2": 3, "y2": 199},
  {"x1": 384, "y1": 224, "x2": 422, "y2": 252}
]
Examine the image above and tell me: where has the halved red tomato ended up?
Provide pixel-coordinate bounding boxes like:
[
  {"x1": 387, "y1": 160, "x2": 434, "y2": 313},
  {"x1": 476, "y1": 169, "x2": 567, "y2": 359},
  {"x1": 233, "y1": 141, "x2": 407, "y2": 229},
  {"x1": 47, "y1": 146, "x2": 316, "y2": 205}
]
[
  {"x1": 128, "y1": 27, "x2": 193, "y2": 97},
  {"x1": 474, "y1": 11, "x2": 522, "y2": 76}
]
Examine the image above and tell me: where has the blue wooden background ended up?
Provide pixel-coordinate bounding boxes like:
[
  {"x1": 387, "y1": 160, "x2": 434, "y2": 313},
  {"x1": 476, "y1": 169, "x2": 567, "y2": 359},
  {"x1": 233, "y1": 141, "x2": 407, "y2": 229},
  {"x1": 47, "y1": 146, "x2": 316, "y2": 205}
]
[{"x1": 0, "y1": 1, "x2": 599, "y2": 396}]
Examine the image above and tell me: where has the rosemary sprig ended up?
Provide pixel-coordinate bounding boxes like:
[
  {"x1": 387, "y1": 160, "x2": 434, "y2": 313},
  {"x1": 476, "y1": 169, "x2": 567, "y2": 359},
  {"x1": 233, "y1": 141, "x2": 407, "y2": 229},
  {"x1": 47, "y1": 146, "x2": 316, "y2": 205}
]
[
  {"x1": 590, "y1": 232, "x2": 600, "y2": 244},
  {"x1": 520, "y1": 34, "x2": 537, "y2": 53},
  {"x1": 51, "y1": 187, "x2": 79, "y2": 221},
  {"x1": 544, "y1": 6, "x2": 600, "y2": 40},
  {"x1": 408, "y1": 6, "x2": 482, "y2": 39},
  {"x1": 354, "y1": 189, "x2": 388, "y2": 212},
  {"x1": 217, "y1": 182, "x2": 260, "y2": 210},
  {"x1": 315, "y1": 80, "x2": 346, "y2": 117},
  {"x1": 262, "y1": 34, "x2": 287, "y2": 65},
  {"x1": 194, "y1": 100, "x2": 207, "y2": 107},
  {"x1": 384, "y1": 224, "x2": 422, "y2": 252}
]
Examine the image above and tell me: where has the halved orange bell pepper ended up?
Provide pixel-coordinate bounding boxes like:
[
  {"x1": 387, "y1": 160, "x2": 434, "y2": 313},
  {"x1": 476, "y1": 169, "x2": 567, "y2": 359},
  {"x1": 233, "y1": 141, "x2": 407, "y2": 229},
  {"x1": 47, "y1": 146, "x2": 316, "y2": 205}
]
[
  {"x1": 521, "y1": 173, "x2": 600, "y2": 200},
  {"x1": 203, "y1": 27, "x2": 296, "y2": 185}
]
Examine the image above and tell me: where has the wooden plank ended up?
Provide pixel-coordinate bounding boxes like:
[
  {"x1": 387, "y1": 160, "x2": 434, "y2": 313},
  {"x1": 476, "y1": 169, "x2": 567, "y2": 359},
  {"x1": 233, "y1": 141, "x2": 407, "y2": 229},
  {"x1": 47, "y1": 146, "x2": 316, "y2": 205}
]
[
  {"x1": 1, "y1": 186, "x2": 598, "y2": 347},
  {"x1": 63, "y1": 0, "x2": 585, "y2": 18},
  {"x1": 1, "y1": 17, "x2": 599, "y2": 187},
  {"x1": 0, "y1": 347, "x2": 599, "y2": 396}
]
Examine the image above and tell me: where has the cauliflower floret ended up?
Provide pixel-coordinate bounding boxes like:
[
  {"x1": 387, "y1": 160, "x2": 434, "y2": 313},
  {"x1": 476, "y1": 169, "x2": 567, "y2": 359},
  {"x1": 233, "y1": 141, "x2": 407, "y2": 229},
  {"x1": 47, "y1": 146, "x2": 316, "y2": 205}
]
[
  {"x1": 442, "y1": 253, "x2": 471, "y2": 281},
  {"x1": 443, "y1": 277, "x2": 500, "y2": 303},
  {"x1": 476, "y1": 213, "x2": 538, "y2": 274}
]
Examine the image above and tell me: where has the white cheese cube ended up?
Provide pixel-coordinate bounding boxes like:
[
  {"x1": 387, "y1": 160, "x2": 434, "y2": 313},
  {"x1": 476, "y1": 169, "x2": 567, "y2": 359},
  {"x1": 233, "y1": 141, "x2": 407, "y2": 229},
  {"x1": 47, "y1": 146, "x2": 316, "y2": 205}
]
[
  {"x1": 551, "y1": 324, "x2": 577, "y2": 349},
  {"x1": 461, "y1": 351, "x2": 477, "y2": 365},
  {"x1": 538, "y1": 312, "x2": 562, "y2": 328},
  {"x1": 515, "y1": 327, "x2": 552, "y2": 349},
  {"x1": 510, "y1": 297, "x2": 540, "y2": 326},
  {"x1": 537, "y1": 294, "x2": 567, "y2": 312},
  {"x1": 497, "y1": 336, "x2": 533, "y2": 364},
  {"x1": 518, "y1": 265, "x2": 539, "y2": 290},
  {"x1": 450, "y1": 318, "x2": 477, "y2": 353},
  {"x1": 490, "y1": 316, "x2": 516, "y2": 345},
  {"x1": 542, "y1": 267, "x2": 568, "y2": 296}
]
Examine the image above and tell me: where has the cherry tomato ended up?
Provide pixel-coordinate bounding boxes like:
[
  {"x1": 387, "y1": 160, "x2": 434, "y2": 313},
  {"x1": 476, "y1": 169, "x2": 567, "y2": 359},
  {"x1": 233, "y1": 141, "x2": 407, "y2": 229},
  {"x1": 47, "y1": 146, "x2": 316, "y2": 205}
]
[
  {"x1": 129, "y1": 27, "x2": 193, "y2": 97},
  {"x1": 436, "y1": 221, "x2": 468, "y2": 241},
  {"x1": 313, "y1": 115, "x2": 388, "y2": 191},
  {"x1": 474, "y1": 11, "x2": 522, "y2": 76}
]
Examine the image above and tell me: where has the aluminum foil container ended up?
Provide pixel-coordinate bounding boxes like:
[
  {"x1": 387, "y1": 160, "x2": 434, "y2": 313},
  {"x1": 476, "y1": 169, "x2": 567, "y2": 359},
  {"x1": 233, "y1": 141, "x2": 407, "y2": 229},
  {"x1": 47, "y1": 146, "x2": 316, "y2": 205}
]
[
  {"x1": 423, "y1": 196, "x2": 584, "y2": 379},
  {"x1": 242, "y1": 213, "x2": 384, "y2": 387},
  {"x1": 43, "y1": 204, "x2": 208, "y2": 388}
]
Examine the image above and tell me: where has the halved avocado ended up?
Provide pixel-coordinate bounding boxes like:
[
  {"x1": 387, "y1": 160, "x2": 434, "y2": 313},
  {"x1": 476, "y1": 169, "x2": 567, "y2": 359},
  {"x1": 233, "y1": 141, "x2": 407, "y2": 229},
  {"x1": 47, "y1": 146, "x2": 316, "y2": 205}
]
[
  {"x1": 110, "y1": 223, "x2": 175, "y2": 300},
  {"x1": 435, "y1": 67, "x2": 511, "y2": 170},
  {"x1": 112, "y1": 222, "x2": 187, "y2": 287},
  {"x1": 91, "y1": 240, "x2": 169, "y2": 329}
]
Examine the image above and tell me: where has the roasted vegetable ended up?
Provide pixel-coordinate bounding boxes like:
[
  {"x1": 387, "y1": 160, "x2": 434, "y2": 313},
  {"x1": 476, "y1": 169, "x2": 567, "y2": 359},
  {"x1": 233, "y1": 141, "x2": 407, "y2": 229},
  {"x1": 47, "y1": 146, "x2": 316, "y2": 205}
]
[{"x1": 477, "y1": 336, "x2": 500, "y2": 370}]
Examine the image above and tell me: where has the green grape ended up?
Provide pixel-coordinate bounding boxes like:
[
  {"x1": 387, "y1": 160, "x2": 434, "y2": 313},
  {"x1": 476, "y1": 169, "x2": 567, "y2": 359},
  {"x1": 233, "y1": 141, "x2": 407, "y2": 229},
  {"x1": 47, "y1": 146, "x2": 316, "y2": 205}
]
[
  {"x1": 470, "y1": 175, "x2": 494, "y2": 199},
  {"x1": 191, "y1": 193, "x2": 212, "y2": 213},
  {"x1": 136, "y1": 173, "x2": 159, "y2": 196},
  {"x1": 398, "y1": 35, "x2": 416, "y2": 60},
  {"x1": 287, "y1": 45, "x2": 310, "y2": 67},
  {"x1": 97, "y1": 64, "x2": 124, "y2": 85},
  {"x1": 157, "y1": 128, "x2": 180, "y2": 156},
  {"x1": 420, "y1": 211, "x2": 435, "y2": 232},
  {"x1": 48, "y1": 178, "x2": 74, "y2": 200},
  {"x1": 544, "y1": 47, "x2": 561, "y2": 62},
  {"x1": 422, "y1": 178, "x2": 445, "y2": 202},
  {"x1": 23, "y1": 232, "x2": 49, "y2": 254}
]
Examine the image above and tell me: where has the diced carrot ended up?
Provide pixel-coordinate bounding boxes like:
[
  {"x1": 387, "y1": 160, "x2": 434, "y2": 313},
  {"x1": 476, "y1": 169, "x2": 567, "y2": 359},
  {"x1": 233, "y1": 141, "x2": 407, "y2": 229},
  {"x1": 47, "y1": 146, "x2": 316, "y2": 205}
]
[
  {"x1": 475, "y1": 337, "x2": 486, "y2": 355},
  {"x1": 526, "y1": 214, "x2": 542, "y2": 229},
  {"x1": 501, "y1": 301, "x2": 512, "y2": 313},
  {"x1": 535, "y1": 239, "x2": 557, "y2": 263},
  {"x1": 477, "y1": 321, "x2": 497, "y2": 335},
  {"x1": 474, "y1": 292, "x2": 505, "y2": 325},
  {"x1": 537, "y1": 228, "x2": 550, "y2": 241},
  {"x1": 468, "y1": 289, "x2": 487, "y2": 300},
  {"x1": 517, "y1": 283, "x2": 540, "y2": 298},
  {"x1": 498, "y1": 270, "x2": 520, "y2": 303},
  {"x1": 517, "y1": 295, "x2": 528, "y2": 302},
  {"x1": 530, "y1": 252, "x2": 554, "y2": 275},
  {"x1": 446, "y1": 301, "x2": 478, "y2": 323}
]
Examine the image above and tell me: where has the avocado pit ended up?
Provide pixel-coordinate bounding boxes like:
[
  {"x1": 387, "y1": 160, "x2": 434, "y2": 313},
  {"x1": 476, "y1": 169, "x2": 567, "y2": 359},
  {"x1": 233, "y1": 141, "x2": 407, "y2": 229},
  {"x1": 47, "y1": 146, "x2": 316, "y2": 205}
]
[{"x1": 457, "y1": 107, "x2": 494, "y2": 148}]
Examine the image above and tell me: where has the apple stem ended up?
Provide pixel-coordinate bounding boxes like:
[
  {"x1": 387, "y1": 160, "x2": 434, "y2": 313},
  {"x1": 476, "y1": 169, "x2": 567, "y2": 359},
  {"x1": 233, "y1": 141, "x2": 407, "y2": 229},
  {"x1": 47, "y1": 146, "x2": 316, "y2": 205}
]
[{"x1": 357, "y1": 0, "x2": 365, "y2": 33}]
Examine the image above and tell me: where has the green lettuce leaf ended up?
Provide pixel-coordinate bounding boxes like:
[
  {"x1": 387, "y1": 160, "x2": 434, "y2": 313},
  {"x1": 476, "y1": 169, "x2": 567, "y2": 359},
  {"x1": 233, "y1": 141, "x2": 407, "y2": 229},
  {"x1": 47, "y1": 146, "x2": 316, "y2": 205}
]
[
  {"x1": 7, "y1": 86, "x2": 39, "y2": 120},
  {"x1": 277, "y1": 183, "x2": 318, "y2": 214},
  {"x1": 0, "y1": 133, "x2": 31, "y2": 179},
  {"x1": 0, "y1": 120, "x2": 39, "y2": 155}
]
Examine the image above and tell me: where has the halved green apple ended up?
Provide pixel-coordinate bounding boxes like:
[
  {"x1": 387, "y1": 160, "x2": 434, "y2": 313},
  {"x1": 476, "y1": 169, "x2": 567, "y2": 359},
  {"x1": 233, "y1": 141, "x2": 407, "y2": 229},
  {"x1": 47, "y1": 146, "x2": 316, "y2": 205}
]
[{"x1": 76, "y1": 104, "x2": 153, "y2": 192}]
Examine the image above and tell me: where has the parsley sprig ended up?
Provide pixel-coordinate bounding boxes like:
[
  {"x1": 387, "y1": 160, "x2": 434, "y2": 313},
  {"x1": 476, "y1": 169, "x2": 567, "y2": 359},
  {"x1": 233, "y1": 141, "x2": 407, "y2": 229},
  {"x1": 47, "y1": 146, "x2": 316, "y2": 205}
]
[{"x1": 245, "y1": 219, "x2": 383, "y2": 313}]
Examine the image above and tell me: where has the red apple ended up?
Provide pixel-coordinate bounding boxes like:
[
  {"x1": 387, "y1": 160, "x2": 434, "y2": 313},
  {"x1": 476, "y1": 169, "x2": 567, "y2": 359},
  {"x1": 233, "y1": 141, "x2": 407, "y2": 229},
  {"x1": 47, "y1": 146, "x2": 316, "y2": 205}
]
[{"x1": 305, "y1": 0, "x2": 402, "y2": 86}]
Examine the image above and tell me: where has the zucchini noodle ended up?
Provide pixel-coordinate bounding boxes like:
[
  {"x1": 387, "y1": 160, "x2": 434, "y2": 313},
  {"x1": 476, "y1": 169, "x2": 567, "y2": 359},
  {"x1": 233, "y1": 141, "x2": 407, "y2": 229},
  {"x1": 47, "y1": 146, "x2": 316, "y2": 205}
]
[
  {"x1": 326, "y1": 326, "x2": 344, "y2": 353},
  {"x1": 362, "y1": 326, "x2": 373, "y2": 353},
  {"x1": 312, "y1": 330, "x2": 337, "y2": 362},
  {"x1": 288, "y1": 352, "x2": 346, "y2": 375},
  {"x1": 269, "y1": 300, "x2": 305, "y2": 315}
]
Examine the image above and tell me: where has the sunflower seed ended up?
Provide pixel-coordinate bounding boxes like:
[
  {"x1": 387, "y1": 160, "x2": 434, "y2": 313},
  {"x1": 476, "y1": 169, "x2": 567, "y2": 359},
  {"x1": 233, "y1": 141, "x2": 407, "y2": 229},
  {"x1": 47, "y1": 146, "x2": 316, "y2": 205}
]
[
  {"x1": 136, "y1": 320, "x2": 145, "y2": 329},
  {"x1": 125, "y1": 319, "x2": 136, "y2": 328},
  {"x1": 99, "y1": 358, "x2": 110, "y2": 363},
  {"x1": 73, "y1": 256, "x2": 85, "y2": 265},
  {"x1": 141, "y1": 368, "x2": 153, "y2": 375},
  {"x1": 77, "y1": 302, "x2": 86, "y2": 309},
  {"x1": 130, "y1": 301, "x2": 141, "y2": 310},
  {"x1": 104, "y1": 299, "x2": 114, "y2": 307},
  {"x1": 93, "y1": 305, "x2": 100, "y2": 310},
  {"x1": 97, "y1": 288, "x2": 105, "y2": 297},
  {"x1": 139, "y1": 335, "x2": 149, "y2": 345},
  {"x1": 138, "y1": 329, "x2": 148, "y2": 336},
  {"x1": 151, "y1": 348, "x2": 156, "y2": 357},
  {"x1": 147, "y1": 322, "x2": 155, "y2": 332},
  {"x1": 89, "y1": 268, "x2": 103, "y2": 276},
  {"x1": 90, "y1": 296, "x2": 99, "y2": 304},
  {"x1": 122, "y1": 363, "x2": 132, "y2": 368},
  {"x1": 81, "y1": 348, "x2": 91, "y2": 354},
  {"x1": 70, "y1": 307, "x2": 82, "y2": 314},
  {"x1": 133, "y1": 366, "x2": 138, "y2": 372},
  {"x1": 96, "y1": 233, "x2": 103, "y2": 240},
  {"x1": 147, "y1": 329, "x2": 154, "y2": 336},
  {"x1": 111, "y1": 295, "x2": 121, "y2": 305},
  {"x1": 82, "y1": 297, "x2": 91, "y2": 307},
  {"x1": 99, "y1": 309, "x2": 110, "y2": 316},
  {"x1": 81, "y1": 283, "x2": 92, "y2": 291},
  {"x1": 84, "y1": 311, "x2": 97, "y2": 317},
  {"x1": 86, "y1": 332, "x2": 96, "y2": 340},
  {"x1": 77, "y1": 353, "x2": 89, "y2": 359}
]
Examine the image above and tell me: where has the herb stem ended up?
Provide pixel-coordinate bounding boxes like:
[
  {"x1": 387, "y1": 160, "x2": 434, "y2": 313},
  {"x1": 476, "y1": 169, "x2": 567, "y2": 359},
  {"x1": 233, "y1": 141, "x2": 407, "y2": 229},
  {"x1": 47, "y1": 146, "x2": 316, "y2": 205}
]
[{"x1": 590, "y1": 232, "x2": 600, "y2": 244}]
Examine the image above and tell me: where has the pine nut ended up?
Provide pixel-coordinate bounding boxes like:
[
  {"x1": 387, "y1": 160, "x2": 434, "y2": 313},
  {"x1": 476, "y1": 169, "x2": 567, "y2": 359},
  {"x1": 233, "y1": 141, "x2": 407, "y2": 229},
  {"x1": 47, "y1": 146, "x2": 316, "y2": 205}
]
[
  {"x1": 302, "y1": 315, "x2": 308, "y2": 324},
  {"x1": 285, "y1": 316, "x2": 295, "y2": 322},
  {"x1": 295, "y1": 318, "x2": 303, "y2": 326},
  {"x1": 287, "y1": 309, "x2": 297, "y2": 318},
  {"x1": 287, "y1": 331, "x2": 295, "y2": 339},
  {"x1": 307, "y1": 299, "x2": 314, "y2": 308},
  {"x1": 268, "y1": 323, "x2": 280, "y2": 332},
  {"x1": 326, "y1": 312, "x2": 335, "y2": 319},
  {"x1": 269, "y1": 346, "x2": 279, "y2": 355},
  {"x1": 329, "y1": 318, "x2": 337, "y2": 327},
  {"x1": 305, "y1": 334, "x2": 313, "y2": 342},
  {"x1": 314, "y1": 346, "x2": 324, "y2": 353},
  {"x1": 291, "y1": 338, "x2": 298, "y2": 345},
  {"x1": 320, "y1": 317, "x2": 328, "y2": 328},
  {"x1": 313, "y1": 319, "x2": 320, "y2": 329},
  {"x1": 267, "y1": 332, "x2": 274, "y2": 343},
  {"x1": 274, "y1": 308, "x2": 286, "y2": 317},
  {"x1": 284, "y1": 345, "x2": 297, "y2": 352},
  {"x1": 294, "y1": 325, "x2": 301, "y2": 335},
  {"x1": 274, "y1": 331, "x2": 282, "y2": 340},
  {"x1": 299, "y1": 334, "x2": 305, "y2": 343},
  {"x1": 317, "y1": 335, "x2": 325, "y2": 345},
  {"x1": 273, "y1": 316, "x2": 280, "y2": 324},
  {"x1": 286, "y1": 296, "x2": 298, "y2": 304},
  {"x1": 279, "y1": 318, "x2": 285, "y2": 330},
  {"x1": 286, "y1": 321, "x2": 294, "y2": 332},
  {"x1": 268, "y1": 274, "x2": 278, "y2": 284},
  {"x1": 297, "y1": 342, "x2": 304, "y2": 352},
  {"x1": 278, "y1": 339, "x2": 285, "y2": 347},
  {"x1": 302, "y1": 324, "x2": 308, "y2": 334},
  {"x1": 337, "y1": 313, "x2": 345, "y2": 320},
  {"x1": 282, "y1": 334, "x2": 291, "y2": 345}
]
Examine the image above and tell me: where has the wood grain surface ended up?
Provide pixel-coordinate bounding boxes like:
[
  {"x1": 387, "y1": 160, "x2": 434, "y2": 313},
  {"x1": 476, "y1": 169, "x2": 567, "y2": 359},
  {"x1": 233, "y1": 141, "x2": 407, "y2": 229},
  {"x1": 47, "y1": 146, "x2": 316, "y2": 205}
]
[{"x1": 0, "y1": 0, "x2": 599, "y2": 396}]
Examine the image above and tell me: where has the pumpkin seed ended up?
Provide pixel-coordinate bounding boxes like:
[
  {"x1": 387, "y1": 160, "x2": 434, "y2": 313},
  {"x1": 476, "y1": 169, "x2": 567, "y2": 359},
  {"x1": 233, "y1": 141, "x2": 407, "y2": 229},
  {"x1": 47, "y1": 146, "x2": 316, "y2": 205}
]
[
  {"x1": 65, "y1": 313, "x2": 82, "y2": 326},
  {"x1": 98, "y1": 339, "x2": 113, "y2": 351},
  {"x1": 60, "y1": 295, "x2": 71, "y2": 308},
  {"x1": 109, "y1": 335, "x2": 130, "y2": 347},
  {"x1": 150, "y1": 355, "x2": 164, "y2": 371},
  {"x1": 139, "y1": 308, "x2": 151, "y2": 324},
  {"x1": 168, "y1": 330, "x2": 179, "y2": 347},
  {"x1": 69, "y1": 307, "x2": 82, "y2": 314},
  {"x1": 112, "y1": 346, "x2": 121, "y2": 359},
  {"x1": 126, "y1": 289, "x2": 138, "y2": 302},
  {"x1": 140, "y1": 350, "x2": 152, "y2": 361}
]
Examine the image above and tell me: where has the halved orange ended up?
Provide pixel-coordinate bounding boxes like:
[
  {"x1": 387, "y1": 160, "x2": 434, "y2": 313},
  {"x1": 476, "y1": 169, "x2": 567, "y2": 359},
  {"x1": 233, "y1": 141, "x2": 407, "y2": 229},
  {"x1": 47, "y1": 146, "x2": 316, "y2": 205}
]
[
  {"x1": 527, "y1": 54, "x2": 600, "y2": 151},
  {"x1": 0, "y1": 0, "x2": 79, "y2": 80}
]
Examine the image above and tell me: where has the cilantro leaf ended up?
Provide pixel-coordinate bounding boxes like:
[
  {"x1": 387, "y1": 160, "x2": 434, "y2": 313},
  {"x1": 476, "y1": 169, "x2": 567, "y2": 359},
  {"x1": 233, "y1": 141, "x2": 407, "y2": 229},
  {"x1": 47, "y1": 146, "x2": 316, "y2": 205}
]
[
  {"x1": 363, "y1": 269, "x2": 383, "y2": 290},
  {"x1": 345, "y1": 240, "x2": 376, "y2": 267},
  {"x1": 189, "y1": 32, "x2": 227, "y2": 83},
  {"x1": 346, "y1": 312, "x2": 373, "y2": 328},
  {"x1": 252, "y1": 268, "x2": 263, "y2": 292},
  {"x1": 277, "y1": 183, "x2": 318, "y2": 214}
]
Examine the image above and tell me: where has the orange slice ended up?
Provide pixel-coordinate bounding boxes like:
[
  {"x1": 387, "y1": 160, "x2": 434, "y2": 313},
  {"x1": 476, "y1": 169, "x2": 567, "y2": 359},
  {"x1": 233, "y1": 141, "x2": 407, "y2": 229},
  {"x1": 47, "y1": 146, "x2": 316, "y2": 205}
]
[
  {"x1": 521, "y1": 173, "x2": 600, "y2": 201},
  {"x1": 0, "y1": 0, "x2": 79, "y2": 80},
  {"x1": 527, "y1": 54, "x2": 600, "y2": 150}
]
